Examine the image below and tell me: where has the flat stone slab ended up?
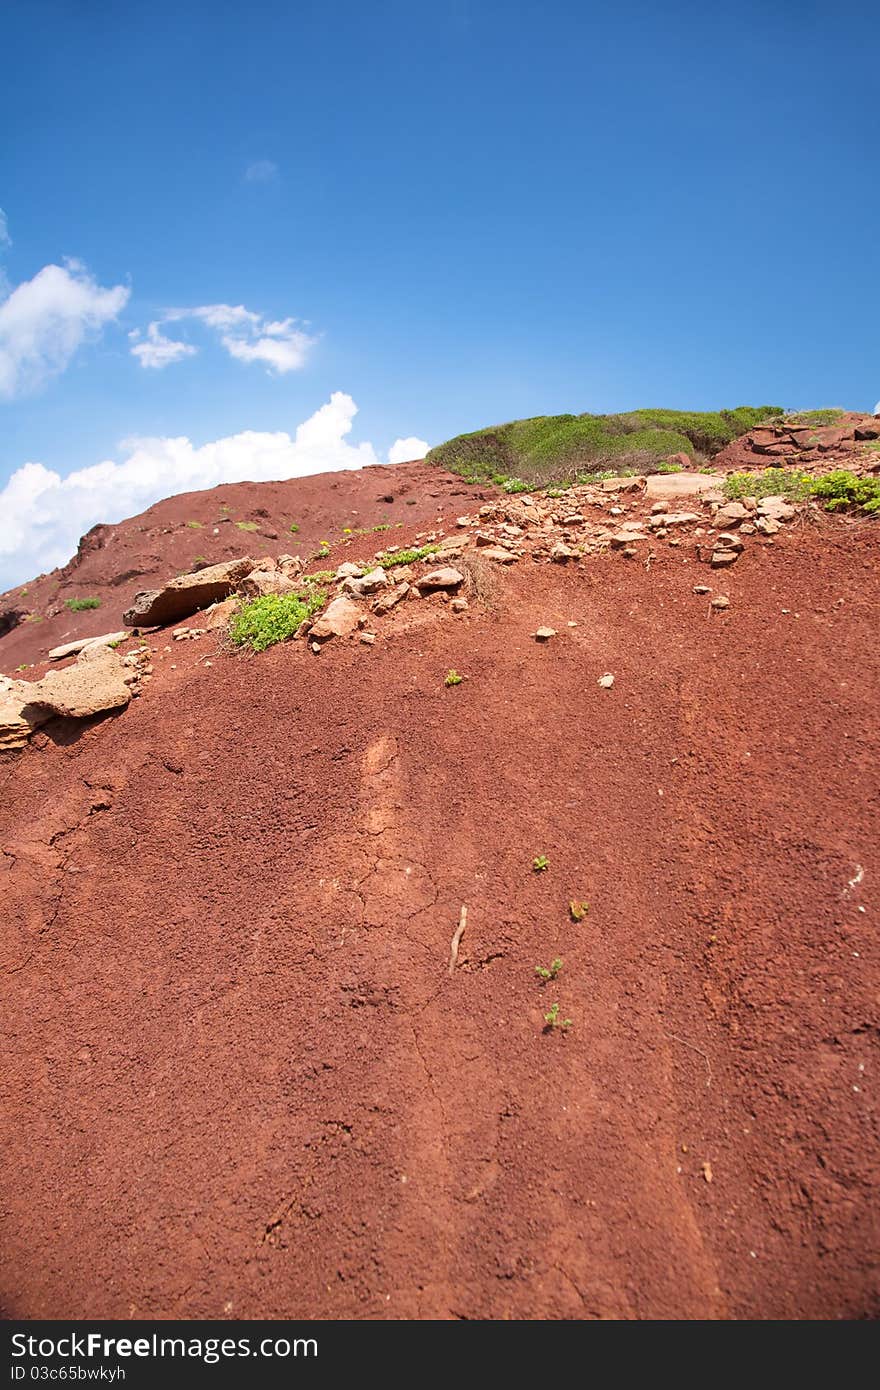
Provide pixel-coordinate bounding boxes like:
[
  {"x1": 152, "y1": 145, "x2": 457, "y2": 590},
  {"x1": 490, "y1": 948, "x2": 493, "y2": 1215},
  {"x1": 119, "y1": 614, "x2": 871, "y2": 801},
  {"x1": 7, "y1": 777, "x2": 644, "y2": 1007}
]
[{"x1": 644, "y1": 473, "x2": 720, "y2": 500}]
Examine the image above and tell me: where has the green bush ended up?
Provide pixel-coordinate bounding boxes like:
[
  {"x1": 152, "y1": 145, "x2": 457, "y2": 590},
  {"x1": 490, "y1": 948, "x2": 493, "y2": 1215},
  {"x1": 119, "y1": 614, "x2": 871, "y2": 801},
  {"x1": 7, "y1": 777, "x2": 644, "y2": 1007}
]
[
  {"x1": 427, "y1": 405, "x2": 783, "y2": 487},
  {"x1": 785, "y1": 409, "x2": 844, "y2": 427},
  {"x1": 375, "y1": 543, "x2": 441, "y2": 568},
  {"x1": 235, "y1": 520, "x2": 260, "y2": 533},
  {"x1": 723, "y1": 467, "x2": 880, "y2": 514},
  {"x1": 229, "y1": 589, "x2": 327, "y2": 652},
  {"x1": 810, "y1": 470, "x2": 880, "y2": 513},
  {"x1": 65, "y1": 597, "x2": 101, "y2": 611}
]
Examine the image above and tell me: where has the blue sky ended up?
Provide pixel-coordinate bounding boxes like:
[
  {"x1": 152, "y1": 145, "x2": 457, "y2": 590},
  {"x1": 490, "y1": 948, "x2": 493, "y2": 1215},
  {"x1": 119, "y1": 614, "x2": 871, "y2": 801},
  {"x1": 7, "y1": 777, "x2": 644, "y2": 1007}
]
[{"x1": 1, "y1": 0, "x2": 878, "y2": 585}]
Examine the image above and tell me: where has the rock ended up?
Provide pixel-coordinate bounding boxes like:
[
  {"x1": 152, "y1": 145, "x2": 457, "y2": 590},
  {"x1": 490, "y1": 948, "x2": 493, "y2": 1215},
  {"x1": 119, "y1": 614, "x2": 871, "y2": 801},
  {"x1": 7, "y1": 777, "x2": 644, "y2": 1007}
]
[
  {"x1": 416, "y1": 567, "x2": 464, "y2": 591},
  {"x1": 644, "y1": 473, "x2": 719, "y2": 500},
  {"x1": 711, "y1": 595, "x2": 730, "y2": 610},
  {"x1": 755, "y1": 516, "x2": 781, "y2": 535},
  {"x1": 756, "y1": 496, "x2": 796, "y2": 521},
  {"x1": 609, "y1": 530, "x2": 644, "y2": 549},
  {"x1": 277, "y1": 554, "x2": 304, "y2": 575},
  {"x1": 240, "y1": 570, "x2": 299, "y2": 598},
  {"x1": 358, "y1": 568, "x2": 391, "y2": 594},
  {"x1": 371, "y1": 582, "x2": 409, "y2": 615},
  {"x1": 601, "y1": 476, "x2": 643, "y2": 492},
  {"x1": 597, "y1": 673, "x2": 615, "y2": 689},
  {"x1": 359, "y1": 633, "x2": 376, "y2": 646},
  {"x1": 666, "y1": 452, "x2": 691, "y2": 470},
  {"x1": 648, "y1": 511, "x2": 701, "y2": 529},
  {"x1": 124, "y1": 557, "x2": 254, "y2": 626},
  {"x1": 711, "y1": 549, "x2": 739, "y2": 568},
  {"x1": 534, "y1": 627, "x2": 557, "y2": 641},
  {"x1": 451, "y1": 597, "x2": 469, "y2": 613},
  {"x1": 714, "y1": 501, "x2": 750, "y2": 527},
  {"x1": 715, "y1": 533, "x2": 744, "y2": 552},
  {"x1": 26, "y1": 650, "x2": 132, "y2": 720},
  {"x1": 480, "y1": 547, "x2": 519, "y2": 565},
  {"x1": 561, "y1": 514, "x2": 585, "y2": 526},
  {"x1": 693, "y1": 584, "x2": 711, "y2": 594},
  {"x1": 855, "y1": 422, "x2": 880, "y2": 440},
  {"x1": 203, "y1": 597, "x2": 241, "y2": 630},
  {"x1": 308, "y1": 596, "x2": 363, "y2": 642},
  {"x1": 621, "y1": 546, "x2": 637, "y2": 558},
  {"x1": 550, "y1": 542, "x2": 579, "y2": 563},
  {"x1": 0, "y1": 682, "x2": 52, "y2": 752},
  {"x1": 48, "y1": 632, "x2": 127, "y2": 661},
  {"x1": 456, "y1": 516, "x2": 471, "y2": 528},
  {"x1": 334, "y1": 562, "x2": 365, "y2": 580}
]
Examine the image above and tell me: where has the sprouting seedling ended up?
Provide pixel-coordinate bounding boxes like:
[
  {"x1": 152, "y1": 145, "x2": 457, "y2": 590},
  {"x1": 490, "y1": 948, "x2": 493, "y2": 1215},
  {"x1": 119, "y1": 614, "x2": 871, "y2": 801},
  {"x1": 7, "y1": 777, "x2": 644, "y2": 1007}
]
[
  {"x1": 543, "y1": 1003, "x2": 572, "y2": 1031},
  {"x1": 533, "y1": 854, "x2": 549, "y2": 872},
  {"x1": 535, "y1": 957, "x2": 563, "y2": 981},
  {"x1": 444, "y1": 669, "x2": 464, "y2": 687},
  {"x1": 569, "y1": 899, "x2": 589, "y2": 922}
]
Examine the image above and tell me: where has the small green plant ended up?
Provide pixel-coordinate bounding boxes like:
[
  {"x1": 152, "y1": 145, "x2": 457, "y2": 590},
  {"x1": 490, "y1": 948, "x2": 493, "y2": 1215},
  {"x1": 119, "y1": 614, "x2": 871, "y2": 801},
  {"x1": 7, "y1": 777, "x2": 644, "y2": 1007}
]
[
  {"x1": 289, "y1": 522, "x2": 300, "y2": 534},
  {"x1": 533, "y1": 854, "x2": 549, "y2": 873},
  {"x1": 303, "y1": 570, "x2": 334, "y2": 584},
  {"x1": 185, "y1": 520, "x2": 204, "y2": 529},
  {"x1": 543, "y1": 1003, "x2": 572, "y2": 1031},
  {"x1": 723, "y1": 467, "x2": 814, "y2": 502},
  {"x1": 373, "y1": 523, "x2": 391, "y2": 531},
  {"x1": 444, "y1": 669, "x2": 464, "y2": 687},
  {"x1": 535, "y1": 957, "x2": 563, "y2": 981},
  {"x1": 810, "y1": 469, "x2": 880, "y2": 514},
  {"x1": 569, "y1": 899, "x2": 589, "y2": 921},
  {"x1": 235, "y1": 520, "x2": 260, "y2": 533},
  {"x1": 65, "y1": 597, "x2": 101, "y2": 611},
  {"x1": 375, "y1": 543, "x2": 441, "y2": 569},
  {"x1": 229, "y1": 589, "x2": 327, "y2": 652},
  {"x1": 192, "y1": 555, "x2": 208, "y2": 566}
]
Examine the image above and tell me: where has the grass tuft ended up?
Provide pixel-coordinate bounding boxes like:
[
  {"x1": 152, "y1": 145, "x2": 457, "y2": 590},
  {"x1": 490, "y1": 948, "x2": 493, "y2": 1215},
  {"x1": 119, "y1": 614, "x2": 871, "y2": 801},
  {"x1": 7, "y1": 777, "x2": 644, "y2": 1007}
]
[
  {"x1": 65, "y1": 597, "x2": 101, "y2": 611},
  {"x1": 229, "y1": 589, "x2": 327, "y2": 652}
]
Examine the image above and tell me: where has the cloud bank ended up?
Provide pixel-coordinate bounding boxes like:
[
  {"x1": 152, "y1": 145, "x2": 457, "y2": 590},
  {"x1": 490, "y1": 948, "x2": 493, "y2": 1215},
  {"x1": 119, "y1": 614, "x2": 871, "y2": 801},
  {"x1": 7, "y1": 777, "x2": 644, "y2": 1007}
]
[
  {"x1": 0, "y1": 259, "x2": 129, "y2": 398},
  {"x1": 387, "y1": 436, "x2": 430, "y2": 463},
  {"x1": 0, "y1": 393, "x2": 430, "y2": 589},
  {"x1": 131, "y1": 301, "x2": 314, "y2": 373}
]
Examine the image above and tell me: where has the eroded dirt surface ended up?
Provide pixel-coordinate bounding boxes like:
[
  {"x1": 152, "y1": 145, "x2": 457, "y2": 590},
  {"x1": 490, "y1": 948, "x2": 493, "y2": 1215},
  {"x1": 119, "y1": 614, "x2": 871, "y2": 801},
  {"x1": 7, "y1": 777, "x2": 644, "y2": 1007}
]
[
  {"x1": 0, "y1": 461, "x2": 492, "y2": 672},
  {"x1": 1, "y1": 523, "x2": 878, "y2": 1319}
]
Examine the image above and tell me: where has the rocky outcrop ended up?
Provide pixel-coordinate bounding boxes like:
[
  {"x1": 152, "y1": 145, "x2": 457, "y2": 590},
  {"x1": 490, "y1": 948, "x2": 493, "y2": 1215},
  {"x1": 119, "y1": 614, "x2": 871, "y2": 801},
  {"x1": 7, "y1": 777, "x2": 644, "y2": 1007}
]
[
  {"x1": 1, "y1": 649, "x2": 132, "y2": 752},
  {"x1": 124, "y1": 557, "x2": 255, "y2": 626},
  {"x1": 48, "y1": 632, "x2": 127, "y2": 661}
]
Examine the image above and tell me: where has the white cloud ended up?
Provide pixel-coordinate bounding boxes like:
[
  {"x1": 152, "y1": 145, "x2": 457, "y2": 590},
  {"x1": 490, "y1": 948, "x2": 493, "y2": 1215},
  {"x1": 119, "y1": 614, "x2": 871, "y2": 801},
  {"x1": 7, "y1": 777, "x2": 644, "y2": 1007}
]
[
  {"x1": 244, "y1": 159, "x2": 279, "y2": 183},
  {"x1": 129, "y1": 322, "x2": 198, "y2": 370},
  {"x1": 131, "y1": 301, "x2": 315, "y2": 375},
  {"x1": 0, "y1": 260, "x2": 129, "y2": 398},
  {"x1": 388, "y1": 436, "x2": 430, "y2": 464},
  {"x1": 0, "y1": 393, "x2": 428, "y2": 589},
  {"x1": 0, "y1": 208, "x2": 10, "y2": 248},
  {"x1": 874, "y1": 399, "x2": 879, "y2": 416}
]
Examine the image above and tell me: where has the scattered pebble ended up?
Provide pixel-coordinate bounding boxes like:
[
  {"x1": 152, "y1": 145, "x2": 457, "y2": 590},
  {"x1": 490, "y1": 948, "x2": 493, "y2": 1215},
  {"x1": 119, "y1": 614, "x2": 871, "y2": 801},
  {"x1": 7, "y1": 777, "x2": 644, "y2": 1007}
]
[{"x1": 598, "y1": 672, "x2": 615, "y2": 688}]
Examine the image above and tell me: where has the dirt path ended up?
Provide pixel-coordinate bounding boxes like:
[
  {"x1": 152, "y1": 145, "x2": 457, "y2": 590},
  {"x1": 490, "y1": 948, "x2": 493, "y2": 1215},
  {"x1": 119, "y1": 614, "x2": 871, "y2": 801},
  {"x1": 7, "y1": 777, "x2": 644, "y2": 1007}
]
[{"x1": 1, "y1": 524, "x2": 877, "y2": 1319}]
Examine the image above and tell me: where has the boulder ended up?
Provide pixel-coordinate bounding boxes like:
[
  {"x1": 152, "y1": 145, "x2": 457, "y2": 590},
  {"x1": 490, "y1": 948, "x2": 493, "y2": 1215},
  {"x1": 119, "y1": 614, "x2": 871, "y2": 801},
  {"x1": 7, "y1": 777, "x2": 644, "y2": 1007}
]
[
  {"x1": 0, "y1": 682, "x2": 51, "y2": 753},
  {"x1": 550, "y1": 542, "x2": 578, "y2": 563},
  {"x1": 714, "y1": 501, "x2": 750, "y2": 527},
  {"x1": 479, "y1": 547, "x2": 519, "y2": 565},
  {"x1": 124, "y1": 557, "x2": 254, "y2": 626},
  {"x1": 240, "y1": 570, "x2": 299, "y2": 598},
  {"x1": 711, "y1": 549, "x2": 739, "y2": 568},
  {"x1": 757, "y1": 496, "x2": 796, "y2": 522},
  {"x1": 308, "y1": 597, "x2": 362, "y2": 642},
  {"x1": 26, "y1": 650, "x2": 133, "y2": 720},
  {"x1": 416, "y1": 567, "x2": 464, "y2": 591}
]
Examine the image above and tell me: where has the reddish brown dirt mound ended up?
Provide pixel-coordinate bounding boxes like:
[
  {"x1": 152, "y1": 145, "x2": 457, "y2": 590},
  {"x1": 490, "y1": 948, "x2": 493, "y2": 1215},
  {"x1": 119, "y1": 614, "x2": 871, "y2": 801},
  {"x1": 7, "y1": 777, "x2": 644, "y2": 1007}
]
[
  {"x1": 714, "y1": 410, "x2": 880, "y2": 473},
  {"x1": 1, "y1": 520, "x2": 877, "y2": 1319},
  {"x1": 0, "y1": 462, "x2": 493, "y2": 672}
]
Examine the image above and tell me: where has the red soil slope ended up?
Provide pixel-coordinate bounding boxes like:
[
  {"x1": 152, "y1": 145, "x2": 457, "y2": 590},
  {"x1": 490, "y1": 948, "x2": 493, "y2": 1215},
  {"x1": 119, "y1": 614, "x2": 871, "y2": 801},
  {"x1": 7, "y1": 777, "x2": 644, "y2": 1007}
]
[
  {"x1": 1, "y1": 517, "x2": 877, "y2": 1319},
  {"x1": 0, "y1": 462, "x2": 492, "y2": 672}
]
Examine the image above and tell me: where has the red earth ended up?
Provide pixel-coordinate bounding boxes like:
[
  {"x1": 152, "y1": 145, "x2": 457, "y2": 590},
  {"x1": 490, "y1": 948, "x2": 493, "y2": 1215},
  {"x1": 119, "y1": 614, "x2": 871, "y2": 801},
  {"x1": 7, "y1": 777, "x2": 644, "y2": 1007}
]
[
  {"x1": 0, "y1": 461, "x2": 495, "y2": 673},
  {"x1": 1, "y1": 485, "x2": 878, "y2": 1319}
]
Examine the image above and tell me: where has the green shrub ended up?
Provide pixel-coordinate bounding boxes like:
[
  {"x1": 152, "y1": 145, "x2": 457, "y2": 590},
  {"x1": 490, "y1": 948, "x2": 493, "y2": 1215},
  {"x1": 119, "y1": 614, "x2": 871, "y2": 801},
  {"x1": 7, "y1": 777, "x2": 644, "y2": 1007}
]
[
  {"x1": 185, "y1": 520, "x2": 204, "y2": 529},
  {"x1": 375, "y1": 543, "x2": 441, "y2": 568},
  {"x1": 289, "y1": 522, "x2": 300, "y2": 534},
  {"x1": 65, "y1": 597, "x2": 101, "y2": 611},
  {"x1": 785, "y1": 409, "x2": 844, "y2": 427},
  {"x1": 810, "y1": 470, "x2": 880, "y2": 513},
  {"x1": 427, "y1": 405, "x2": 783, "y2": 488},
  {"x1": 235, "y1": 520, "x2": 260, "y2": 532},
  {"x1": 723, "y1": 468, "x2": 814, "y2": 501},
  {"x1": 229, "y1": 589, "x2": 327, "y2": 652},
  {"x1": 723, "y1": 467, "x2": 880, "y2": 514}
]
